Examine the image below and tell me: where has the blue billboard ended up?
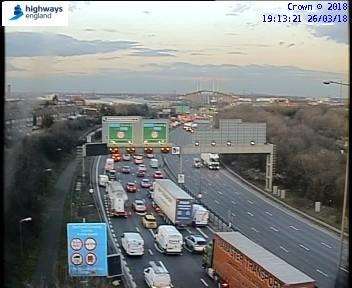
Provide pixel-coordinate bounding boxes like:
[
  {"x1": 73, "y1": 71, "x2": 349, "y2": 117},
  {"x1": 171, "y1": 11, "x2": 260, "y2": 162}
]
[{"x1": 67, "y1": 223, "x2": 108, "y2": 277}]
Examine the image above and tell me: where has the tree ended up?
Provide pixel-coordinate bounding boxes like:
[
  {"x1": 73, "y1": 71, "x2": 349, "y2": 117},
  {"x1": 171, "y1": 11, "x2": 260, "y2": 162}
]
[{"x1": 41, "y1": 114, "x2": 54, "y2": 128}]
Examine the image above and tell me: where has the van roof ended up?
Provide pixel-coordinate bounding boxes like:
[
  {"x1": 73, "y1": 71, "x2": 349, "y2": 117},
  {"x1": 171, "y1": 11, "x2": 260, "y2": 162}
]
[
  {"x1": 149, "y1": 261, "x2": 169, "y2": 274},
  {"x1": 158, "y1": 225, "x2": 181, "y2": 235},
  {"x1": 123, "y1": 232, "x2": 143, "y2": 241}
]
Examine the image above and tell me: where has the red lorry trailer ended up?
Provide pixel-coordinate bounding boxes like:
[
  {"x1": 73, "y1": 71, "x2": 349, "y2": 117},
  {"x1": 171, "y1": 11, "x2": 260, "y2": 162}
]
[{"x1": 207, "y1": 232, "x2": 316, "y2": 288}]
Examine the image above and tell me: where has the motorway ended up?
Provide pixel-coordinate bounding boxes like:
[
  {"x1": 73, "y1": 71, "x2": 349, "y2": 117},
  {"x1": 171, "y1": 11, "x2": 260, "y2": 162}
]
[
  {"x1": 164, "y1": 127, "x2": 345, "y2": 288},
  {"x1": 92, "y1": 154, "x2": 217, "y2": 288}
]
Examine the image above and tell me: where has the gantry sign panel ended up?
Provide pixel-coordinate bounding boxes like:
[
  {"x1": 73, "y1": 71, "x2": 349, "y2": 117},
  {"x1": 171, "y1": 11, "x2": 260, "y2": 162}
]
[
  {"x1": 102, "y1": 116, "x2": 169, "y2": 147},
  {"x1": 193, "y1": 119, "x2": 267, "y2": 145},
  {"x1": 143, "y1": 120, "x2": 168, "y2": 144},
  {"x1": 108, "y1": 123, "x2": 133, "y2": 144}
]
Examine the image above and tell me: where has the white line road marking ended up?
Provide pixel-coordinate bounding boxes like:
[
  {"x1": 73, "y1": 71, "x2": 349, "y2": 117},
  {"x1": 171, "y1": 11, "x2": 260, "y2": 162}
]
[
  {"x1": 270, "y1": 226, "x2": 279, "y2": 232},
  {"x1": 299, "y1": 244, "x2": 310, "y2": 251},
  {"x1": 280, "y1": 246, "x2": 289, "y2": 252},
  {"x1": 200, "y1": 278, "x2": 209, "y2": 287},
  {"x1": 196, "y1": 227, "x2": 208, "y2": 239},
  {"x1": 265, "y1": 211, "x2": 272, "y2": 216},
  {"x1": 148, "y1": 229, "x2": 155, "y2": 238},
  {"x1": 247, "y1": 212, "x2": 254, "y2": 217},
  {"x1": 148, "y1": 249, "x2": 154, "y2": 256},
  {"x1": 231, "y1": 213, "x2": 236, "y2": 217},
  {"x1": 251, "y1": 227, "x2": 259, "y2": 232},
  {"x1": 136, "y1": 227, "x2": 140, "y2": 232},
  {"x1": 215, "y1": 200, "x2": 220, "y2": 205},
  {"x1": 207, "y1": 226, "x2": 216, "y2": 234},
  {"x1": 231, "y1": 201, "x2": 237, "y2": 205},
  {"x1": 234, "y1": 191, "x2": 240, "y2": 195},
  {"x1": 321, "y1": 242, "x2": 332, "y2": 249},
  {"x1": 217, "y1": 191, "x2": 223, "y2": 195},
  {"x1": 316, "y1": 269, "x2": 329, "y2": 277},
  {"x1": 247, "y1": 200, "x2": 254, "y2": 204},
  {"x1": 186, "y1": 228, "x2": 192, "y2": 234},
  {"x1": 289, "y1": 225, "x2": 299, "y2": 231}
]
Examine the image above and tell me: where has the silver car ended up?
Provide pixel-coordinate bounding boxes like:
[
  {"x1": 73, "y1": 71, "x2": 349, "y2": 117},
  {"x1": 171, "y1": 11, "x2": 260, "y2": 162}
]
[{"x1": 184, "y1": 235, "x2": 207, "y2": 253}]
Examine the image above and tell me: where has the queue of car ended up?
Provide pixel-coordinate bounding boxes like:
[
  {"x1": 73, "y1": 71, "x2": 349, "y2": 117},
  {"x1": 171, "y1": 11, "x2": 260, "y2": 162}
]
[{"x1": 102, "y1": 152, "x2": 208, "y2": 288}]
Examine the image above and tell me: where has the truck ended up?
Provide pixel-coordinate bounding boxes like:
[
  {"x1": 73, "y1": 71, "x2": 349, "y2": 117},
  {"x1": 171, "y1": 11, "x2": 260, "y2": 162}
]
[
  {"x1": 200, "y1": 153, "x2": 220, "y2": 170},
  {"x1": 107, "y1": 181, "x2": 128, "y2": 217},
  {"x1": 153, "y1": 179, "x2": 193, "y2": 227},
  {"x1": 192, "y1": 204, "x2": 209, "y2": 226},
  {"x1": 203, "y1": 231, "x2": 316, "y2": 288}
]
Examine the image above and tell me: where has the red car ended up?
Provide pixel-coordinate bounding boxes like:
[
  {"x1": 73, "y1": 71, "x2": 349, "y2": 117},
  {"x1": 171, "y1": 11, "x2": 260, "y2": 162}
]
[
  {"x1": 137, "y1": 170, "x2": 146, "y2": 178},
  {"x1": 112, "y1": 153, "x2": 121, "y2": 162},
  {"x1": 134, "y1": 158, "x2": 144, "y2": 165},
  {"x1": 153, "y1": 171, "x2": 164, "y2": 179},
  {"x1": 126, "y1": 182, "x2": 137, "y2": 193}
]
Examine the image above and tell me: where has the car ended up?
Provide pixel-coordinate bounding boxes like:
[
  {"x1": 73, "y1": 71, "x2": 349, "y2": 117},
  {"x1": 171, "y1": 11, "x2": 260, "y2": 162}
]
[
  {"x1": 107, "y1": 169, "x2": 117, "y2": 180},
  {"x1": 133, "y1": 199, "x2": 147, "y2": 213},
  {"x1": 184, "y1": 235, "x2": 207, "y2": 253},
  {"x1": 112, "y1": 153, "x2": 121, "y2": 162},
  {"x1": 140, "y1": 178, "x2": 151, "y2": 188},
  {"x1": 137, "y1": 170, "x2": 146, "y2": 178},
  {"x1": 153, "y1": 171, "x2": 164, "y2": 179},
  {"x1": 126, "y1": 182, "x2": 137, "y2": 193},
  {"x1": 121, "y1": 166, "x2": 131, "y2": 174},
  {"x1": 122, "y1": 154, "x2": 131, "y2": 161},
  {"x1": 142, "y1": 214, "x2": 158, "y2": 229},
  {"x1": 193, "y1": 158, "x2": 201, "y2": 168},
  {"x1": 138, "y1": 164, "x2": 147, "y2": 172},
  {"x1": 134, "y1": 158, "x2": 144, "y2": 165},
  {"x1": 133, "y1": 154, "x2": 143, "y2": 159},
  {"x1": 146, "y1": 153, "x2": 154, "y2": 159}
]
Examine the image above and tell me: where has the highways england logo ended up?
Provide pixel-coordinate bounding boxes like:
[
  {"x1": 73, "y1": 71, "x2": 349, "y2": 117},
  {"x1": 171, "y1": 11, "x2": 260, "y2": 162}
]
[
  {"x1": 10, "y1": 4, "x2": 23, "y2": 20},
  {"x1": 2, "y1": 1, "x2": 68, "y2": 26}
]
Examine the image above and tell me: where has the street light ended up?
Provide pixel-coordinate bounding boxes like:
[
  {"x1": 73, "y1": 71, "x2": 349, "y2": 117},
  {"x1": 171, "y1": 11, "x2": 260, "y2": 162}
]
[
  {"x1": 19, "y1": 217, "x2": 32, "y2": 257},
  {"x1": 323, "y1": 80, "x2": 349, "y2": 280}
]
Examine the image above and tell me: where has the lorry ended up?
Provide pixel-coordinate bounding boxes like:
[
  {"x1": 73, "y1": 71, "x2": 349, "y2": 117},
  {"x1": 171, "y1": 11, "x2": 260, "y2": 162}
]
[
  {"x1": 192, "y1": 204, "x2": 209, "y2": 226},
  {"x1": 153, "y1": 179, "x2": 193, "y2": 227},
  {"x1": 200, "y1": 153, "x2": 220, "y2": 170},
  {"x1": 107, "y1": 181, "x2": 128, "y2": 217},
  {"x1": 144, "y1": 261, "x2": 173, "y2": 288},
  {"x1": 202, "y1": 231, "x2": 316, "y2": 288},
  {"x1": 99, "y1": 174, "x2": 109, "y2": 187}
]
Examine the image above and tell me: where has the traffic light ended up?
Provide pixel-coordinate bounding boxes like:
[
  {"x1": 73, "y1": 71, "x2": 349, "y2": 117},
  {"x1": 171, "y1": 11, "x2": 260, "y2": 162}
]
[{"x1": 161, "y1": 147, "x2": 171, "y2": 153}]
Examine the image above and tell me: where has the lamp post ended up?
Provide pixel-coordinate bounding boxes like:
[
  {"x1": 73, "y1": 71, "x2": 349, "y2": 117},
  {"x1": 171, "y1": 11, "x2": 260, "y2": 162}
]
[
  {"x1": 323, "y1": 80, "x2": 349, "y2": 279},
  {"x1": 19, "y1": 217, "x2": 32, "y2": 257}
]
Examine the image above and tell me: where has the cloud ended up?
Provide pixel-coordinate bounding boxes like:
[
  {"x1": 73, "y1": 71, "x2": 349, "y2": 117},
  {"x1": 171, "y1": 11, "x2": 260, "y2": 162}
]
[
  {"x1": 98, "y1": 56, "x2": 121, "y2": 60},
  {"x1": 190, "y1": 52, "x2": 210, "y2": 56},
  {"x1": 143, "y1": 10, "x2": 151, "y2": 14},
  {"x1": 228, "y1": 51, "x2": 247, "y2": 55},
  {"x1": 102, "y1": 28, "x2": 120, "y2": 33},
  {"x1": 129, "y1": 47, "x2": 177, "y2": 57},
  {"x1": 226, "y1": 3, "x2": 251, "y2": 16},
  {"x1": 308, "y1": 24, "x2": 348, "y2": 44},
  {"x1": 240, "y1": 43, "x2": 271, "y2": 48},
  {"x1": 147, "y1": 34, "x2": 156, "y2": 37},
  {"x1": 5, "y1": 32, "x2": 139, "y2": 57},
  {"x1": 84, "y1": 28, "x2": 96, "y2": 32},
  {"x1": 225, "y1": 33, "x2": 239, "y2": 36},
  {"x1": 279, "y1": 41, "x2": 285, "y2": 46},
  {"x1": 287, "y1": 43, "x2": 295, "y2": 48},
  {"x1": 6, "y1": 62, "x2": 26, "y2": 72}
]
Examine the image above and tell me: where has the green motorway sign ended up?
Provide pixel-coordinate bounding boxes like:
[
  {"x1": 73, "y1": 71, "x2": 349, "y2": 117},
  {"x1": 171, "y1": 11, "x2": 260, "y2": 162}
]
[
  {"x1": 108, "y1": 123, "x2": 133, "y2": 144},
  {"x1": 143, "y1": 123, "x2": 167, "y2": 144}
]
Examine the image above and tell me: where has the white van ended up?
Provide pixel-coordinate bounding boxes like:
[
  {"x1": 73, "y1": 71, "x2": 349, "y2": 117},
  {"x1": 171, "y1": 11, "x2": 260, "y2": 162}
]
[
  {"x1": 192, "y1": 204, "x2": 209, "y2": 226},
  {"x1": 99, "y1": 175, "x2": 109, "y2": 187},
  {"x1": 121, "y1": 232, "x2": 144, "y2": 256},
  {"x1": 155, "y1": 225, "x2": 183, "y2": 254},
  {"x1": 150, "y1": 158, "x2": 159, "y2": 169},
  {"x1": 144, "y1": 261, "x2": 173, "y2": 288},
  {"x1": 105, "y1": 158, "x2": 114, "y2": 172}
]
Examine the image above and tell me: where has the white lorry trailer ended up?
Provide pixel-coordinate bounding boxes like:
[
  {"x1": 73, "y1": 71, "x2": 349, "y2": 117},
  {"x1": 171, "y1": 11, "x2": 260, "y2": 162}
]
[
  {"x1": 200, "y1": 153, "x2": 220, "y2": 170},
  {"x1": 192, "y1": 204, "x2": 209, "y2": 226},
  {"x1": 107, "y1": 181, "x2": 128, "y2": 217},
  {"x1": 153, "y1": 179, "x2": 193, "y2": 227}
]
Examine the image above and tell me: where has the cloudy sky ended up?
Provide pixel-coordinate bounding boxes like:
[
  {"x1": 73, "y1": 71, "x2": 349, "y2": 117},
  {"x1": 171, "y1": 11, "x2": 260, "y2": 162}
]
[{"x1": 5, "y1": 1, "x2": 349, "y2": 97}]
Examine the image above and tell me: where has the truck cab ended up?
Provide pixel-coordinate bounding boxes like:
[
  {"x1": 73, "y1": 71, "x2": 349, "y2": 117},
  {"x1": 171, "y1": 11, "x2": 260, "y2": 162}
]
[{"x1": 144, "y1": 261, "x2": 173, "y2": 288}]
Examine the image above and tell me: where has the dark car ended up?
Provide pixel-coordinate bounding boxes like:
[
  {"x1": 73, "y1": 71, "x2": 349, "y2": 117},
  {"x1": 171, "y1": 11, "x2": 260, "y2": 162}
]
[{"x1": 121, "y1": 166, "x2": 131, "y2": 174}]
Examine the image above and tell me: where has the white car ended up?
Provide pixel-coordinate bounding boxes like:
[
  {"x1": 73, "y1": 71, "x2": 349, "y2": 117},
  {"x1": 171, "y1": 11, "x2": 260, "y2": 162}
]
[
  {"x1": 144, "y1": 261, "x2": 173, "y2": 288},
  {"x1": 138, "y1": 164, "x2": 147, "y2": 172}
]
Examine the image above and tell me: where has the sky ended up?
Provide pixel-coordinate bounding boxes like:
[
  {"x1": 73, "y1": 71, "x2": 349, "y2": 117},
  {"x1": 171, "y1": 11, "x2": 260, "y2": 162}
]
[{"x1": 5, "y1": 1, "x2": 350, "y2": 97}]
